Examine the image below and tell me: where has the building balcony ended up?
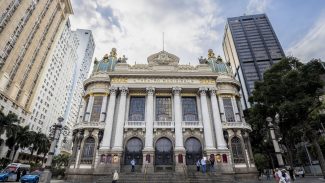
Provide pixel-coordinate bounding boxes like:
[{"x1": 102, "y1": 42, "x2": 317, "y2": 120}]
[
  {"x1": 222, "y1": 122, "x2": 252, "y2": 131},
  {"x1": 154, "y1": 121, "x2": 174, "y2": 129},
  {"x1": 74, "y1": 121, "x2": 105, "y2": 130},
  {"x1": 182, "y1": 121, "x2": 203, "y2": 129},
  {"x1": 124, "y1": 121, "x2": 145, "y2": 129}
]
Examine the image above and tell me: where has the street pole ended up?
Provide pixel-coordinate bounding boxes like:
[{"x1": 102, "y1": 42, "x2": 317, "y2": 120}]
[
  {"x1": 40, "y1": 117, "x2": 64, "y2": 183},
  {"x1": 267, "y1": 117, "x2": 284, "y2": 167}
]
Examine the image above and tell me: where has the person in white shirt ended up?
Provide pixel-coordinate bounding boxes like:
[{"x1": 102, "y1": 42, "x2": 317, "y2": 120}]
[
  {"x1": 112, "y1": 170, "x2": 119, "y2": 183},
  {"x1": 201, "y1": 157, "x2": 206, "y2": 173},
  {"x1": 131, "y1": 159, "x2": 136, "y2": 172}
]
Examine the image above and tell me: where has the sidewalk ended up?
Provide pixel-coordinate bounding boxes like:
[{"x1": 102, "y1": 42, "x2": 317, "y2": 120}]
[{"x1": 259, "y1": 176, "x2": 325, "y2": 183}]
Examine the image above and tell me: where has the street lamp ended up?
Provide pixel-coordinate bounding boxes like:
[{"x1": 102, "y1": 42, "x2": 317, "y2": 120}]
[
  {"x1": 41, "y1": 117, "x2": 70, "y2": 183},
  {"x1": 266, "y1": 116, "x2": 284, "y2": 167}
]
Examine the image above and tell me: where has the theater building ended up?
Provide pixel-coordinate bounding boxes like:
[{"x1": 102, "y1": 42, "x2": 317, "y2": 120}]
[{"x1": 67, "y1": 48, "x2": 255, "y2": 177}]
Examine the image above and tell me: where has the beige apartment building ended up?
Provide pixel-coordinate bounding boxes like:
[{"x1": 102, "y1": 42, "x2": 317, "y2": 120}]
[{"x1": 0, "y1": 0, "x2": 73, "y2": 122}]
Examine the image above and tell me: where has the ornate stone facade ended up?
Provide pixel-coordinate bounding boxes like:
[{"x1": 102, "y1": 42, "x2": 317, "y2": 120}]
[{"x1": 67, "y1": 48, "x2": 256, "y2": 178}]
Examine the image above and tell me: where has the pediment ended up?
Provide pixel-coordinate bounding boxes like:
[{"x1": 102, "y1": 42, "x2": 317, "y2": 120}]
[{"x1": 147, "y1": 51, "x2": 179, "y2": 66}]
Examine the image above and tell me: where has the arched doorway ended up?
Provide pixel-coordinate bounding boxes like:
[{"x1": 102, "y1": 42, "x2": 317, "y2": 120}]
[
  {"x1": 155, "y1": 137, "x2": 173, "y2": 165},
  {"x1": 185, "y1": 137, "x2": 202, "y2": 165},
  {"x1": 124, "y1": 138, "x2": 143, "y2": 165}
]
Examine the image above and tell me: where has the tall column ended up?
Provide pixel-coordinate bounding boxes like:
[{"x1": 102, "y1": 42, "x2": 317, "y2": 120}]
[
  {"x1": 210, "y1": 88, "x2": 227, "y2": 149},
  {"x1": 85, "y1": 94, "x2": 94, "y2": 122},
  {"x1": 199, "y1": 87, "x2": 216, "y2": 150},
  {"x1": 112, "y1": 87, "x2": 128, "y2": 151},
  {"x1": 99, "y1": 95, "x2": 108, "y2": 122},
  {"x1": 144, "y1": 87, "x2": 155, "y2": 150},
  {"x1": 100, "y1": 87, "x2": 117, "y2": 150},
  {"x1": 173, "y1": 87, "x2": 185, "y2": 151}
]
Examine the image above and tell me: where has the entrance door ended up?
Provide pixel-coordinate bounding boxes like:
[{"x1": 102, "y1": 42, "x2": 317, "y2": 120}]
[
  {"x1": 185, "y1": 137, "x2": 202, "y2": 165},
  {"x1": 155, "y1": 138, "x2": 173, "y2": 165},
  {"x1": 124, "y1": 138, "x2": 143, "y2": 165}
]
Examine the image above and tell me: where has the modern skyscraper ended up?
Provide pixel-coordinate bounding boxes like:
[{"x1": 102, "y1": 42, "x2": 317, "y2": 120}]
[
  {"x1": 223, "y1": 14, "x2": 285, "y2": 109},
  {"x1": 59, "y1": 29, "x2": 95, "y2": 153},
  {"x1": 0, "y1": 0, "x2": 73, "y2": 123}
]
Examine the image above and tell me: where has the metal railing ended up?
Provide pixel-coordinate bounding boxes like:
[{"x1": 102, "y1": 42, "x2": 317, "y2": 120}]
[
  {"x1": 125, "y1": 121, "x2": 145, "y2": 128},
  {"x1": 154, "y1": 121, "x2": 174, "y2": 128}
]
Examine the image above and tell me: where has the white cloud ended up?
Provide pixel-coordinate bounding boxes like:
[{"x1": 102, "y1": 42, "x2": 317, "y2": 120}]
[
  {"x1": 69, "y1": 0, "x2": 224, "y2": 64},
  {"x1": 287, "y1": 12, "x2": 325, "y2": 62},
  {"x1": 246, "y1": 0, "x2": 271, "y2": 14}
]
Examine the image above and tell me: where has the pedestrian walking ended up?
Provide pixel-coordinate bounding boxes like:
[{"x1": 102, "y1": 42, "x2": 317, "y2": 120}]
[
  {"x1": 131, "y1": 158, "x2": 136, "y2": 172},
  {"x1": 288, "y1": 167, "x2": 295, "y2": 181},
  {"x1": 196, "y1": 159, "x2": 200, "y2": 172},
  {"x1": 201, "y1": 157, "x2": 206, "y2": 173},
  {"x1": 112, "y1": 170, "x2": 119, "y2": 183},
  {"x1": 274, "y1": 168, "x2": 282, "y2": 183},
  {"x1": 209, "y1": 156, "x2": 215, "y2": 172},
  {"x1": 280, "y1": 169, "x2": 291, "y2": 183}
]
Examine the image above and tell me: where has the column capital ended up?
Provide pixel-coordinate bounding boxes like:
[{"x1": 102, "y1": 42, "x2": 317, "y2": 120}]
[
  {"x1": 146, "y1": 87, "x2": 155, "y2": 96},
  {"x1": 109, "y1": 86, "x2": 117, "y2": 95},
  {"x1": 198, "y1": 87, "x2": 208, "y2": 96},
  {"x1": 172, "y1": 87, "x2": 182, "y2": 95},
  {"x1": 209, "y1": 87, "x2": 217, "y2": 95},
  {"x1": 119, "y1": 86, "x2": 128, "y2": 96}
]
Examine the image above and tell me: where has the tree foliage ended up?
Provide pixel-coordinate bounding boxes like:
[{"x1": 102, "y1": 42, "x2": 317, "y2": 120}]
[{"x1": 247, "y1": 57, "x2": 325, "y2": 171}]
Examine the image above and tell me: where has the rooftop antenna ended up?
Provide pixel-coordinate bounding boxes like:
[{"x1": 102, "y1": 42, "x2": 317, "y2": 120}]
[{"x1": 163, "y1": 32, "x2": 165, "y2": 51}]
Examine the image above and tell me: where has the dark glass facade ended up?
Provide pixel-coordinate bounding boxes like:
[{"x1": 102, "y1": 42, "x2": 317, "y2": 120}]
[{"x1": 223, "y1": 14, "x2": 285, "y2": 109}]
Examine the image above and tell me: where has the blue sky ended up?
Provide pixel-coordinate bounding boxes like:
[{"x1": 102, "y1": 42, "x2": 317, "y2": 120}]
[{"x1": 70, "y1": 0, "x2": 325, "y2": 64}]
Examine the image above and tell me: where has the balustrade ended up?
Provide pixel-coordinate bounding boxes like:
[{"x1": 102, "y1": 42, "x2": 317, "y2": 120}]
[
  {"x1": 154, "y1": 121, "x2": 174, "y2": 128},
  {"x1": 124, "y1": 121, "x2": 145, "y2": 128}
]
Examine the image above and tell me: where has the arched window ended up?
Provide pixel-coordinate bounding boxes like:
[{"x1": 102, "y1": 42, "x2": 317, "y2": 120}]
[
  {"x1": 231, "y1": 137, "x2": 245, "y2": 164},
  {"x1": 81, "y1": 137, "x2": 95, "y2": 164},
  {"x1": 124, "y1": 138, "x2": 143, "y2": 165}
]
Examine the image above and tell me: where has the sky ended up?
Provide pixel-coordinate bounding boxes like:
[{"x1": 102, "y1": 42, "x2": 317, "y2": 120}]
[{"x1": 70, "y1": 0, "x2": 325, "y2": 64}]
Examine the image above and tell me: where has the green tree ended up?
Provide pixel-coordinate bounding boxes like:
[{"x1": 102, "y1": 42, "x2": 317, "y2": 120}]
[
  {"x1": 6, "y1": 125, "x2": 31, "y2": 161},
  {"x1": 0, "y1": 112, "x2": 19, "y2": 139},
  {"x1": 247, "y1": 57, "x2": 325, "y2": 176}
]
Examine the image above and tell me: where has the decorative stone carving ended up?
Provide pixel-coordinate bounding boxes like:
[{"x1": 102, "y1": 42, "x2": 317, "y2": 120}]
[
  {"x1": 109, "y1": 86, "x2": 117, "y2": 95},
  {"x1": 146, "y1": 87, "x2": 155, "y2": 96},
  {"x1": 198, "y1": 87, "x2": 208, "y2": 96},
  {"x1": 147, "y1": 51, "x2": 179, "y2": 66},
  {"x1": 119, "y1": 87, "x2": 128, "y2": 96},
  {"x1": 172, "y1": 87, "x2": 182, "y2": 95}
]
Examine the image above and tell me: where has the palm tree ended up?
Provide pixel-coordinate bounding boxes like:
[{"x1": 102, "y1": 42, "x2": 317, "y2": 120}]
[
  {"x1": 36, "y1": 135, "x2": 50, "y2": 164},
  {"x1": 6, "y1": 126, "x2": 31, "y2": 161},
  {"x1": 29, "y1": 132, "x2": 49, "y2": 163},
  {"x1": 0, "y1": 111, "x2": 19, "y2": 137}
]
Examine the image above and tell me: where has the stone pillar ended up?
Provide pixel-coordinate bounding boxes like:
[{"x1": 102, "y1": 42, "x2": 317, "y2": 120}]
[
  {"x1": 100, "y1": 87, "x2": 117, "y2": 150},
  {"x1": 173, "y1": 87, "x2": 186, "y2": 172},
  {"x1": 210, "y1": 88, "x2": 227, "y2": 149},
  {"x1": 144, "y1": 87, "x2": 155, "y2": 150},
  {"x1": 199, "y1": 87, "x2": 216, "y2": 151},
  {"x1": 142, "y1": 87, "x2": 155, "y2": 173},
  {"x1": 100, "y1": 95, "x2": 108, "y2": 122},
  {"x1": 112, "y1": 87, "x2": 128, "y2": 151},
  {"x1": 173, "y1": 87, "x2": 184, "y2": 151},
  {"x1": 85, "y1": 94, "x2": 94, "y2": 122}
]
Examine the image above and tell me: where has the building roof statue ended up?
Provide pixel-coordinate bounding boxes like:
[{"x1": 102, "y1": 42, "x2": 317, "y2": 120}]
[
  {"x1": 92, "y1": 48, "x2": 121, "y2": 73},
  {"x1": 200, "y1": 49, "x2": 231, "y2": 74}
]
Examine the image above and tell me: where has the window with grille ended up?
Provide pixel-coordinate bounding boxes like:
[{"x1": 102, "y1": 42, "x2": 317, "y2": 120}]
[
  {"x1": 156, "y1": 97, "x2": 172, "y2": 121},
  {"x1": 182, "y1": 97, "x2": 198, "y2": 121},
  {"x1": 81, "y1": 137, "x2": 95, "y2": 164},
  {"x1": 223, "y1": 98, "x2": 235, "y2": 122},
  {"x1": 231, "y1": 137, "x2": 245, "y2": 164},
  {"x1": 90, "y1": 96, "x2": 103, "y2": 121},
  {"x1": 128, "y1": 97, "x2": 145, "y2": 121}
]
